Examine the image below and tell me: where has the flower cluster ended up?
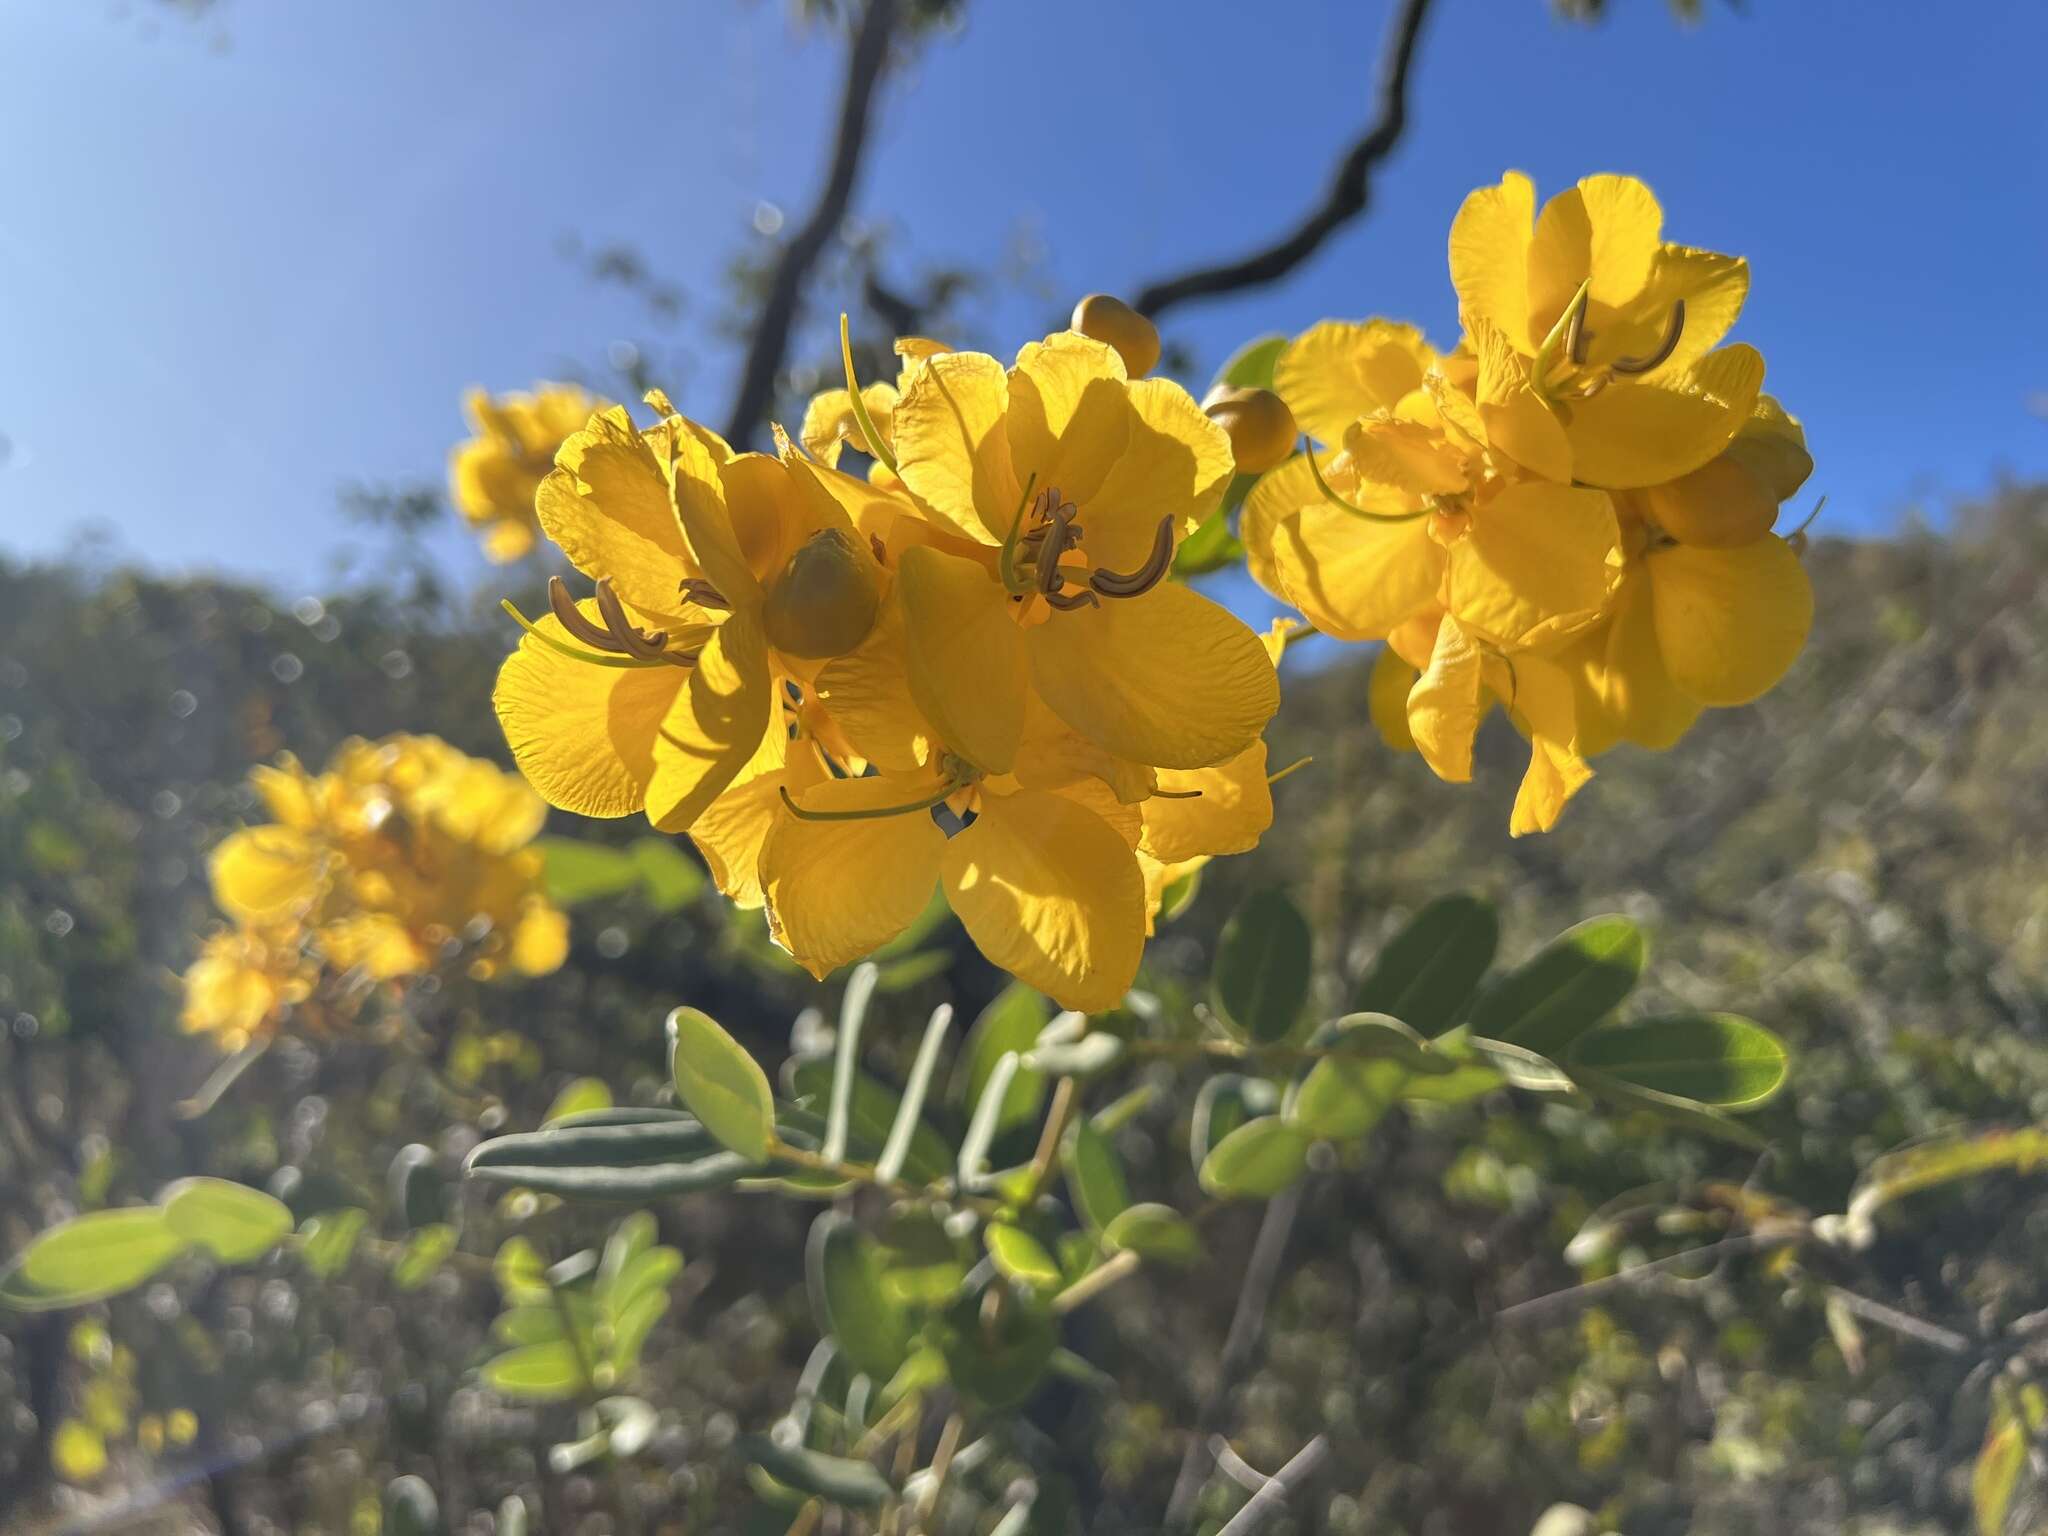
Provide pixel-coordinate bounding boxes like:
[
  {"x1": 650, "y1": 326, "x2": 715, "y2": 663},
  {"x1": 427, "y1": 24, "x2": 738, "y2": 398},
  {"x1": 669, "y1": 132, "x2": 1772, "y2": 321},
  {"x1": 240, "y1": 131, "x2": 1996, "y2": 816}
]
[
  {"x1": 182, "y1": 734, "x2": 568, "y2": 1050},
  {"x1": 451, "y1": 384, "x2": 606, "y2": 562},
  {"x1": 1243, "y1": 172, "x2": 1815, "y2": 833},
  {"x1": 492, "y1": 322, "x2": 1282, "y2": 1010}
]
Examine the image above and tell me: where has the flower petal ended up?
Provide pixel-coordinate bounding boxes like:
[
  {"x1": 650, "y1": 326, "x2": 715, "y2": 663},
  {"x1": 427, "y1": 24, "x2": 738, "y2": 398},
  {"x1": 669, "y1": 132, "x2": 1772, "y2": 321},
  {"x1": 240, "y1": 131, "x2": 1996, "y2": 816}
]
[
  {"x1": 1368, "y1": 645, "x2": 1419, "y2": 753},
  {"x1": 210, "y1": 827, "x2": 326, "y2": 925},
  {"x1": 814, "y1": 590, "x2": 931, "y2": 772},
  {"x1": 1474, "y1": 318, "x2": 1572, "y2": 484},
  {"x1": 1565, "y1": 343, "x2": 1765, "y2": 490},
  {"x1": 893, "y1": 350, "x2": 1020, "y2": 543},
  {"x1": 1005, "y1": 332, "x2": 1130, "y2": 513},
  {"x1": 897, "y1": 545, "x2": 1027, "y2": 773},
  {"x1": 1139, "y1": 741, "x2": 1273, "y2": 864},
  {"x1": 1268, "y1": 500, "x2": 1444, "y2": 643},
  {"x1": 1446, "y1": 482, "x2": 1618, "y2": 648},
  {"x1": 492, "y1": 607, "x2": 689, "y2": 819},
  {"x1": 1407, "y1": 614, "x2": 1484, "y2": 783},
  {"x1": 1274, "y1": 319, "x2": 1436, "y2": 446},
  {"x1": 536, "y1": 408, "x2": 696, "y2": 622},
  {"x1": 646, "y1": 610, "x2": 776, "y2": 833},
  {"x1": 942, "y1": 790, "x2": 1144, "y2": 1013},
  {"x1": 1590, "y1": 569, "x2": 1702, "y2": 749},
  {"x1": 1510, "y1": 736, "x2": 1593, "y2": 838},
  {"x1": 762, "y1": 775, "x2": 945, "y2": 979},
  {"x1": 693, "y1": 747, "x2": 829, "y2": 910},
  {"x1": 1027, "y1": 581, "x2": 1279, "y2": 771},
  {"x1": 799, "y1": 383, "x2": 898, "y2": 469},
  {"x1": 1449, "y1": 172, "x2": 1537, "y2": 352},
  {"x1": 1576, "y1": 174, "x2": 1663, "y2": 310},
  {"x1": 1082, "y1": 377, "x2": 1233, "y2": 573},
  {"x1": 1647, "y1": 535, "x2": 1813, "y2": 707}
]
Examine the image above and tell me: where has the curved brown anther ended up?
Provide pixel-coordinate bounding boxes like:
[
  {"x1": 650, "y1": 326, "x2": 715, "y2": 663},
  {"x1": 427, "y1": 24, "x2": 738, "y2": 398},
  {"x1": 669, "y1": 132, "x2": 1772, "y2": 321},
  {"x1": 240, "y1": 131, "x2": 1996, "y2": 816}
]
[
  {"x1": 1611, "y1": 300, "x2": 1686, "y2": 376},
  {"x1": 679, "y1": 577, "x2": 732, "y2": 611},
  {"x1": 1042, "y1": 586, "x2": 1100, "y2": 611},
  {"x1": 1088, "y1": 515, "x2": 1175, "y2": 599},
  {"x1": 592, "y1": 577, "x2": 671, "y2": 660},
  {"x1": 547, "y1": 575, "x2": 625, "y2": 652}
]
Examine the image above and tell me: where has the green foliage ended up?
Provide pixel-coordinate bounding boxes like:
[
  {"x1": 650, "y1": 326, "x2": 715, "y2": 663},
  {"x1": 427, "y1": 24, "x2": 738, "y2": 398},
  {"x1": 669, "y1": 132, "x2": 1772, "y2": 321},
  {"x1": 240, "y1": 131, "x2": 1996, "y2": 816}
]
[
  {"x1": 1472, "y1": 913, "x2": 1647, "y2": 1054},
  {"x1": 667, "y1": 1006, "x2": 776, "y2": 1162},
  {"x1": 1566, "y1": 1013, "x2": 1789, "y2": 1108},
  {"x1": 1211, "y1": 887, "x2": 1313, "y2": 1043},
  {"x1": 1352, "y1": 892, "x2": 1500, "y2": 1032}
]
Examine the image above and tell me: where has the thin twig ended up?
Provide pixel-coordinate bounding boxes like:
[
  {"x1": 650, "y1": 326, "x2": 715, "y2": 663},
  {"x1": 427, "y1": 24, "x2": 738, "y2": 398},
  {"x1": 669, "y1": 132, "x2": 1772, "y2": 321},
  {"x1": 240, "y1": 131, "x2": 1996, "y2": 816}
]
[
  {"x1": 1824, "y1": 1286, "x2": 1973, "y2": 1356},
  {"x1": 723, "y1": 0, "x2": 901, "y2": 447},
  {"x1": 1487, "y1": 1231, "x2": 1796, "y2": 1333},
  {"x1": 1214, "y1": 1436, "x2": 1330, "y2": 1536},
  {"x1": 1129, "y1": 0, "x2": 1435, "y2": 318},
  {"x1": 1165, "y1": 1181, "x2": 1307, "y2": 1526}
]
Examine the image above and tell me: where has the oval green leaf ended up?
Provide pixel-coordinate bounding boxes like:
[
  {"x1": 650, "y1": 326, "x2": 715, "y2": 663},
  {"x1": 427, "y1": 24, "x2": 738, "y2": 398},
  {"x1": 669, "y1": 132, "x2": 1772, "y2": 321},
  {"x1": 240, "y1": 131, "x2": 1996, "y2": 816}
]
[
  {"x1": 1063, "y1": 1118, "x2": 1131, "y2": 1232},
  {"x1": 1351, "y1": 894, "x2": 1498, "y2": 1035},
  {"x1": 742, "y1": 1436, "x2": 894, "y2": 1510},
  {"x1": 667, "y1": 1007, "x2": 775, "y2": 1162},
  {"x1": 1101, "y1": 1203, "x2": 1202, "y2": 1268},
  {"x1": 807, "y1": 1212, "x2": 912, "y2": 1380},
  {"x1": 1288, "y1": 1054, "x2": 1404, "y2": 1142},
  {"x1": 1213, "y1": 888, "x2": 1312, "y2": 1044},
  {"x1": 955, "y1": 984, "x2": 1050, "y2": 1136},
  {"x1": 1471, "y1": 914, "x2": 1646, "y2": 1055},
  {"x1": 482, "y1": 1341, "x2": 585, "y2": 1402},
  {"x1": 392, "y1": 1224, "x2": 459, "y2": 1291},
  {"x1": 1198, "y1": 1117, "x2": 1311, "y2": 1201},
  {"x1": 1567, "y1": 1013, "x2": 1788, "y2": 1109},
  {"x1": 160, "y1": 1177, "x2": 294, "y2": 1265},
  {"x1": 0, "y1": 1208, "x2": 190, "y2": 1311},
  {"x1": 985, "y1": 1222, "x2": 1062, "y2": 1289}
]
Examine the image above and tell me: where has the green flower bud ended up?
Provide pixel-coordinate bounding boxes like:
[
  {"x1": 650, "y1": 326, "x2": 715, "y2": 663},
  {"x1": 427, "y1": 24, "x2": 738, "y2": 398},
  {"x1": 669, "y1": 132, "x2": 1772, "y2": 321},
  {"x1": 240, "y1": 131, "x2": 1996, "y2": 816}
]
[
  {"x1": 761, "y1": 528, "x2": 882, "y2": 660},
  {"x1": 1202, "y1": 385, "x2": 1298, "y2": 474}
]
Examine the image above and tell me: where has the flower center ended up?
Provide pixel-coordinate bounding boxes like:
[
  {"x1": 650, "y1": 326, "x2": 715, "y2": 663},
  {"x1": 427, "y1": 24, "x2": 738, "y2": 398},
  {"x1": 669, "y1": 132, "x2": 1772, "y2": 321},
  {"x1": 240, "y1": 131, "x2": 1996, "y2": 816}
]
[{"x1": 1002, "y1": 484, "x2": 1174, "y2": 613}]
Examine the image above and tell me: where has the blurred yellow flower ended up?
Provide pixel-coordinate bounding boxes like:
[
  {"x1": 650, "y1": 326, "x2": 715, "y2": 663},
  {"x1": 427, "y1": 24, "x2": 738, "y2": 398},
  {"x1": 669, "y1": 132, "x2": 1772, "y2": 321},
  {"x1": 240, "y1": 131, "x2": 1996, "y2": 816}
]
[
  {"x1": 183, "y1": 734, "x2": 566, "y2": 1049},
  {"x1": 450, "y1": 385, "x2": 605, "y2": 562}
]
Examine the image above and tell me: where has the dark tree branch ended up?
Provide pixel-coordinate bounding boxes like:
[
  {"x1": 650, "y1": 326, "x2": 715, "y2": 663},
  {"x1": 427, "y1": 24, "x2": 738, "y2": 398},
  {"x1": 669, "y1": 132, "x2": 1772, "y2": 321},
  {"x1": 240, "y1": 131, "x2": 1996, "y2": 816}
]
[
  {"x1": 1129, "y1": 0, "x2": 1436, "y2": 319},
  {"x1": 723, "y1": 0, "x2": 900, "y2": 447}
]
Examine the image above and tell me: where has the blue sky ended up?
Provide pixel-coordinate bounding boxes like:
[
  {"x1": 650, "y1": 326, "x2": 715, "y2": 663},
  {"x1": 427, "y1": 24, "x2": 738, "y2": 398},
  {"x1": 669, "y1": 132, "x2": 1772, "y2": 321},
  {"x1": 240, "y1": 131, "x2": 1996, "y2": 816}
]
[{"x1": 2, "y1": 0, "x2": 2043, "y2": 593}]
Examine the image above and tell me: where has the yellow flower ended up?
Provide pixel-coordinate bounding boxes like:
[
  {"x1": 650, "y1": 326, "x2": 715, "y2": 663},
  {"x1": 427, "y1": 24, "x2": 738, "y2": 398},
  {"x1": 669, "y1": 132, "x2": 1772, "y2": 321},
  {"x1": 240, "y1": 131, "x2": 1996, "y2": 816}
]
[
  {"x1": 180, "y1": 927, "x2": 315, "y2": 1052},
  {"x1": 799, "y1": 337, "x2": 952, "y2": 478},
  {"x1": 493, "y1": 396, "x2": 901, "y2": 835},
  {"x1": 1449, "y1": 171, "x2": 1763, "y2": 489},
  {"x1": 869, "y1": 331, "x2": 1278, "y2": 773},
  {"x1": 450, "y1": 385, "x2": 605, "y2": 562},
  {"x1": 187, "y1": 734, "x2": 567, "y2": 1047}
]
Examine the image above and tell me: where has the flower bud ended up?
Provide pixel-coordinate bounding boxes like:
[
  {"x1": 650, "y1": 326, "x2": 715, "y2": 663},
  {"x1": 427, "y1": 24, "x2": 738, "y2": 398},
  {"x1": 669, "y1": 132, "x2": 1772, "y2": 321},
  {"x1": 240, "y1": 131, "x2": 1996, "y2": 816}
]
[
  {"x1": 1070, "y1": 293, "x2": 1160, "y2": 378},
  {"x1": 1202, "y1": 385, "x2": 1298, "y2": 475},
  {"x1": 761, "y1": 529, "x2": 882, "y2": 660},
  {"x1": 1642, "y1": 455, "x2": 1779, "y2": 549}
]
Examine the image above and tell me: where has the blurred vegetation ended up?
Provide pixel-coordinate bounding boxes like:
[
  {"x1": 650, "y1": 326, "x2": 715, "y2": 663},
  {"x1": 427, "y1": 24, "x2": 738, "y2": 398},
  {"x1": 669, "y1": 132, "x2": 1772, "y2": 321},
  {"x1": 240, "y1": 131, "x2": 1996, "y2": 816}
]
[{"x1": 4, "y1": 482, "x2": 2048, "y2": 1534}]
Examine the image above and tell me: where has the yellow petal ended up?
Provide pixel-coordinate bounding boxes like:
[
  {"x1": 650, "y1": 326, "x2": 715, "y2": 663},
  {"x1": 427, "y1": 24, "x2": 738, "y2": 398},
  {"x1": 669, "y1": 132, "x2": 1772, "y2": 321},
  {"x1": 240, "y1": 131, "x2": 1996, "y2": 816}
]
[
  {"x1": 1342, "y1": 417, "x2": 1469, "y2": 497},
  {"x1": 249, "y1": 758, "x2": 318, "y2": 830},
  {"x1": 762, "y1": 774, "x2": 945, "y2": 978},
  {"x1": 941, "y1": 790, "x2": 1143, "y2": 1013},
  {"x1": 1510, "y1": 736, "x2": 1593, "y2": 838},
  {"x1": 799, "y1": 383, "x2": 898, "y2": 469},
  {"x1": 1647, "y1": 536, "x2": 1813, "y2": 707},
  {"x1": 1576, "y1": 174, "x2": 1663, "y2": 310},
  {"x1": 897, "y1": 545, "x2": 1026, "y2": 773},
  {"x1": 1474, "y1": 318, "x2": 1572, "y2": 484},
  {"x1": 1407, "y1": 615, "x2": 1484, "y2": 783},
  {"x1": 646, "y1": 610, "x2": 775, "y2": 833},
  {"x1": 1014, "y1": 692, "x2": 1158, "y2": 805},
  {"x1": 1607, "y1": 244, "x2": 1749, "y2": 380},
  {"x1": 1725, "y1": 393, "x2": 1813, "y2": 503},
  {"x1": 1053, "y1": 775, "x2": 1143, "y2": 850},
  {"x1": 814, "y1": 590, "x2": 931, "y2": 772},
  {"x1": 1274, "y1": 319, "x2": 1436, "y2": 446},
  {"x1": 1449, "y1": 172, "x2": 1537, "y2": 352},
  {"x1": 668, "y1": 427, "x2": 765, "y2": 606},
  {"x1": 892, "y1": 349, "x2": 1020, "y2": 542},
  {"x1": 1446, "y1": 482, "x2": 1618, "y2": 648},
  {"x1": 1277, "y1": 500, "x2": 1443, "y2": 642},
  {"x1": 1139, "y1": 741, "x2": 1273, "y2": 864},
  {"x1": 1368, "y1": 645, "x2": 1418, "y2": 753},
  {"x1": 692, "y1": 748, "x2": 828, "y2": 909},
  {"x1": 1592, "y1": 568, "x2": 1702, "y2": 749},
  {"x1": 1026, "y1": 582, "x2": 1278, "y2": 771},
  {"x1": 1082, "y1": 377, "x2": 1234, "y2": 573},
  {"x1": 537, "y1": 407, "x2": 696, "y2": 622},
  {"x1": 492, "y1": 607, "x2": 689, "y2": 818},
  {"x1": 1565, "y1": 343, "x2": 1765, "y2": 489},
  {"x1": 1005, "y1": 332, "x2": 1130, "y2": 514},
  {"x1": 210, "y1": 827, "x2": 326, "y2": 925}
]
